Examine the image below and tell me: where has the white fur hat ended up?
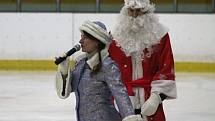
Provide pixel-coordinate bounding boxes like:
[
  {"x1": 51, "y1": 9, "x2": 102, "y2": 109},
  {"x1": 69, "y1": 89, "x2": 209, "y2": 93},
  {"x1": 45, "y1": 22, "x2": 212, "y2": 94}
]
[
  {"x1": 124, "y1": 0, "x2": 155, "y2": 12},
  {"x1": 79, "y1": 21, "x2": 112, "y2": 45}
]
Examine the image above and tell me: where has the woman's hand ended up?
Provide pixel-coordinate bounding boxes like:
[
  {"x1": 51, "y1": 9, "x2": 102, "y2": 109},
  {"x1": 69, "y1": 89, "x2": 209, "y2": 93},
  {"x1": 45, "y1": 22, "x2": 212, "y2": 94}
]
[{"x1": 56, "y1": 53, "x2": 70, "y2": 75}]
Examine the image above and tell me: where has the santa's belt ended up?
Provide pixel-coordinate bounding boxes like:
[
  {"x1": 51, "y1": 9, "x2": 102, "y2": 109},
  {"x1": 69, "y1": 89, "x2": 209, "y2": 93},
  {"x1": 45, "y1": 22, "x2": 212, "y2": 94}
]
[{"x1": 125, "y1": 78, "x2": 151, "y2": 96}]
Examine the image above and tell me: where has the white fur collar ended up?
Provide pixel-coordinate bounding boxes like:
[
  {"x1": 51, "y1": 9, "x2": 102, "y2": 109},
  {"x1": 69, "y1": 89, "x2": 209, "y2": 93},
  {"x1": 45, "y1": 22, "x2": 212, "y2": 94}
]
[
  {"x1": 75, "y1": 45, "x2": 110, "y2": 70},
  {"x1": 87, "y1": 52, "x2": 99, "y2": 69},
  {"x1": 87, "y1": 46, "x2": 109, "y2": 69}
]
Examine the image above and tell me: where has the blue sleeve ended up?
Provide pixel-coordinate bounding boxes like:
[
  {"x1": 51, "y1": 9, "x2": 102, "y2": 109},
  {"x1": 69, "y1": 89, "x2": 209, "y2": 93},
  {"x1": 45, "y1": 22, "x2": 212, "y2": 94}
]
[{"x1": 104, "y1": 62, "x2": 135, "y2": 118}]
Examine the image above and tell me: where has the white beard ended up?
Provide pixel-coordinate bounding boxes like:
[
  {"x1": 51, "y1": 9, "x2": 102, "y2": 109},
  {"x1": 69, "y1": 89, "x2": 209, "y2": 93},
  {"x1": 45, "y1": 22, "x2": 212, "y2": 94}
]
[{"x1": 113, "y1": 7, "x2": 168, "y2": 59}]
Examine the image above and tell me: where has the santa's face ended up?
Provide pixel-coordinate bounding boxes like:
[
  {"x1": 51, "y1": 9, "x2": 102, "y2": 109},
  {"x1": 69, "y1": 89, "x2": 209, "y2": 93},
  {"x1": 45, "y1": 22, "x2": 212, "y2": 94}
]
[{"x1": 127, "y1": 8, "x2": 144, "y2": 18}]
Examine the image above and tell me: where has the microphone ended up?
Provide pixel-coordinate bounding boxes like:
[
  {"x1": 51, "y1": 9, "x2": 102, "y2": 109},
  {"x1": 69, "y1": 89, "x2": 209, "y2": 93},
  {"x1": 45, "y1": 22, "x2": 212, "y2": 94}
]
[{"x1": 54, "y1": 44, "x2": 81, "y2": 65}]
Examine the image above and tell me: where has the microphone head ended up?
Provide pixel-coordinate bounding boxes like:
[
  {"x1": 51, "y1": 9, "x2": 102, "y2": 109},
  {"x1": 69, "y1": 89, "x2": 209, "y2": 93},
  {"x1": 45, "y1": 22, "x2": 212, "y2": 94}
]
[
  {"x1": 66, "y1": 44, "x2": 81, "y2": 57},
  {"x1": 74, "y1": 44, "x2": 81, "y2": 51},
  {"x1": 55, "y1": 44, "x2": 81, "y2": 65}
]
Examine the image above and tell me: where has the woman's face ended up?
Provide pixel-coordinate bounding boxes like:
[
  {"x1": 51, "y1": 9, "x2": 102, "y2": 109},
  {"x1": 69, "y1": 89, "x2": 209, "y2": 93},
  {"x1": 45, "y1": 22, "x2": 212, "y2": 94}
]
[{"x1": 79, "y1": 33, "x2": 98, "y2": 53}]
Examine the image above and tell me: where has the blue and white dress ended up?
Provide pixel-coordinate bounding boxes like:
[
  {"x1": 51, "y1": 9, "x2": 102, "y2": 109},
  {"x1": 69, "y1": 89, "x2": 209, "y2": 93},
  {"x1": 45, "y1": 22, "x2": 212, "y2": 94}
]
[{"x1": 56, "y1": 55, "x2": 135, "y2": 121}]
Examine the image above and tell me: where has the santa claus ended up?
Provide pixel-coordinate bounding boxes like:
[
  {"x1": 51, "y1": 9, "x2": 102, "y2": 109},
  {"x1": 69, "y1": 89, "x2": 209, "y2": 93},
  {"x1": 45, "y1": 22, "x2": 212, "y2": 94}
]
[{"x1": 108, "y1": 0, "x2": 177, "y2": 121}]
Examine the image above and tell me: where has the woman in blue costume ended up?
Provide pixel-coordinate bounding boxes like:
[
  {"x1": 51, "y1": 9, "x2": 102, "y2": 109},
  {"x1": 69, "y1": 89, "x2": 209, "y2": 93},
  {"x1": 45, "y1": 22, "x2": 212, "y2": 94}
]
[{"x1": 55, "y1": 20, "x2": 143, "y2": 121}]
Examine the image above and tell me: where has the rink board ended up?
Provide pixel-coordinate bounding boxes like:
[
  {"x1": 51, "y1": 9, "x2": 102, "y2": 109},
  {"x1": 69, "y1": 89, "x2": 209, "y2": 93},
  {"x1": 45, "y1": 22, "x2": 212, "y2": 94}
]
[{"x1": 0, "y1": 60, "x2": 214, "y2": 72}]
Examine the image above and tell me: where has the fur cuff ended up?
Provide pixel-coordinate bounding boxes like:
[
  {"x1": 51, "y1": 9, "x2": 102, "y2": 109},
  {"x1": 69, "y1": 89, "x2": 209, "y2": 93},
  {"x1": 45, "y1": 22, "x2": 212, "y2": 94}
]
[
  {"x1": 55, "y1": 70, "x2": 71, "y2": 99},
  {"x1": 122, "y1": 115, "x2": 142, "y2": 121},
  {"x1": 151, "y1": 80, "x2": 177, "y2": 99}
]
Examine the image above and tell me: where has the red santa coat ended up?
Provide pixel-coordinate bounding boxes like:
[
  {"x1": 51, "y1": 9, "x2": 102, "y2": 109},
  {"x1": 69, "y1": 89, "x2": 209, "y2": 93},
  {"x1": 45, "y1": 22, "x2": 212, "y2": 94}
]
[{"x1": 108, "y1": 33, "x2": 176, "y2": 121}]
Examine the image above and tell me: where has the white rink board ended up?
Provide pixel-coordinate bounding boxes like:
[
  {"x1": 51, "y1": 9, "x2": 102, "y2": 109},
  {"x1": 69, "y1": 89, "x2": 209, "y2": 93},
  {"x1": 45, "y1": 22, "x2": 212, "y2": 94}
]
[{"x1": 0, "y1": 13, "x2": 215, "y2": 62}]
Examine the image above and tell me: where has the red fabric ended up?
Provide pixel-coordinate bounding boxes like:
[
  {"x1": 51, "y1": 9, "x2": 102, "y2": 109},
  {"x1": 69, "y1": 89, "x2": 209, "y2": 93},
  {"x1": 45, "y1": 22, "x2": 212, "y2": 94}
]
[{"x1": 108, "y1": 33, "x2": 175, "y2": 121}]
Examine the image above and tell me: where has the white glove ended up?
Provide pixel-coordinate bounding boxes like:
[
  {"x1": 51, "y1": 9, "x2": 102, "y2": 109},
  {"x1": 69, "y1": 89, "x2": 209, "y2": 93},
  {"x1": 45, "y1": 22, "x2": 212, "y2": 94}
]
[
  {"x1": 56, "y1": 53, "x2": 70, "y2": 75},
  {"x1": 141, "y1": 93, "x2": 162, "y2": 116},
  {"x1": 122, "y1": 115, "x2": 144, "y2": 121}
]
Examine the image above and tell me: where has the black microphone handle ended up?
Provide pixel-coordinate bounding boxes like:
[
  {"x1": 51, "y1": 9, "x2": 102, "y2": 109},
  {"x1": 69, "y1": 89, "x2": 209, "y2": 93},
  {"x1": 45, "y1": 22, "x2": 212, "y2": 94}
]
[
  {"x1": 66, "y1": 48, "x2": 76, "y2": 56},
  {"x1": 55, "y1": 44, "x2": 80, "y2": 65},
  {"x1": 54, "y1": 56, "x2": 67, "y2": 65}
]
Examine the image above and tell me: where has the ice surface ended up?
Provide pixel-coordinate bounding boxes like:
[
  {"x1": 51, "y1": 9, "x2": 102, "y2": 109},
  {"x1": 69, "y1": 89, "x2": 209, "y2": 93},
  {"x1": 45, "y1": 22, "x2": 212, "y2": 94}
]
[{"x1": 0, "y1": 71, "x2": 214, "y2": 121}]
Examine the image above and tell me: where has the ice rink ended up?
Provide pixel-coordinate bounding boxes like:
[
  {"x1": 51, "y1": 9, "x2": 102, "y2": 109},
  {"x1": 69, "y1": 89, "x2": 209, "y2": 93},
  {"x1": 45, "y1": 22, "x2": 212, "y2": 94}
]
[{"x1": 0, "y1": 71, "x2": 215, "y2": 121}]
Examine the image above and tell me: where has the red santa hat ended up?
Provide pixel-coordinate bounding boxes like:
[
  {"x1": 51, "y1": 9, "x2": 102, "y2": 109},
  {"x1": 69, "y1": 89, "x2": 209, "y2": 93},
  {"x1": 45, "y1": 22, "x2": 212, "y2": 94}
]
[{"x1": 124, "y1": 0, "x2": 155, "y2": 12}]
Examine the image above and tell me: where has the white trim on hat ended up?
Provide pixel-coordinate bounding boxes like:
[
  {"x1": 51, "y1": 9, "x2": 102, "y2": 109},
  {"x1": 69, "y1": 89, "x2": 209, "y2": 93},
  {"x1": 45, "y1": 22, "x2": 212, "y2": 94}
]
[{"x1": 79, "y1": 21, "x2": 111, "y2": 45}]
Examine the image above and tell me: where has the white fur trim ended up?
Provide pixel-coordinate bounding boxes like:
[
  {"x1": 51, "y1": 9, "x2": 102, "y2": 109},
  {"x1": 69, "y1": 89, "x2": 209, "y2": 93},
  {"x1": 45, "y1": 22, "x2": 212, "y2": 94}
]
[
  {"x1": 87, "y1": 53, "x2": 99, "y2": 69},
  {"x1": 72, "y1": 51, "x2": 87, "y2": 62},
  {"x1": 129, "y1": 87, "x2": 145, "y2": 109},
  {"x1": 123, "y1": 115, "x2": 143, "y2": 121},
  {"x1": 86, "y1": 45, "x2": 109, "y2": 70},
  {"x1": 79, "y1": 20, "x2": 111, "y2": 44},
  {"x1": 55, "y1": 70, "x2": 72, "y2": 99},
  {"x1": 151, "y1": 80, "x2": 177, "y2": 99},
  {"x1": 131, "y1": 53, "x2": 143, "y2": 80}
]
